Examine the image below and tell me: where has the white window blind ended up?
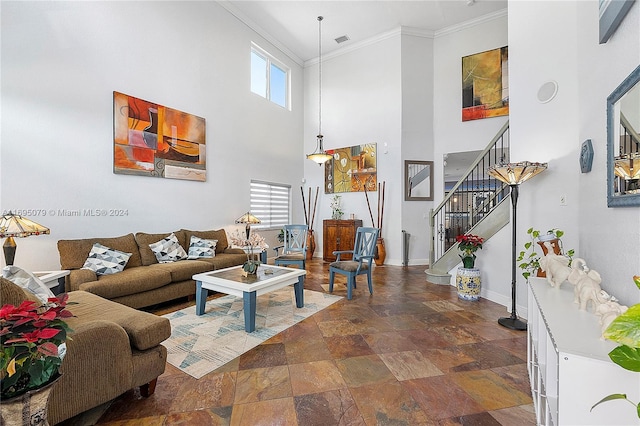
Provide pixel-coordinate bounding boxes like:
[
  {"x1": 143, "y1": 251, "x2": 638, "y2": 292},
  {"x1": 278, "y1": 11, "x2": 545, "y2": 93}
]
[{"x1": 250, "y1": 181, "x2": 290, "y2": 229}]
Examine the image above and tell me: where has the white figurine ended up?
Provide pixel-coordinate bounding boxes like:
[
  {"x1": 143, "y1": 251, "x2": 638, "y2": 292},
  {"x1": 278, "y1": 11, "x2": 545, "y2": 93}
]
[
  {"x1": 595, "y1": 300, "x2": 628, "y2": 337},
  {"x1": 567, "y1": 258, "x2": 604, "y2": 312},
  {"x1": 539, "y1": 253, "x2": 571, "y2": 288}
]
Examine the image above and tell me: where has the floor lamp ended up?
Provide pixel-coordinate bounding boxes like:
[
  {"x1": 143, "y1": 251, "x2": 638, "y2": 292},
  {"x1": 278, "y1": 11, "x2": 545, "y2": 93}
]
[{"x1": 487, "y1": 161, "x2": 548, "y2": 330}]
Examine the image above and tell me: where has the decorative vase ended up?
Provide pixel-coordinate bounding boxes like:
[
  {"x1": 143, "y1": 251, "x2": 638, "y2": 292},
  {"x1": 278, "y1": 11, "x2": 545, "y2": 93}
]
[
  {"x1": 306, "y1": 230, "x2": 316, "y2": 260},
  {"x1": 460, "y1": 254, "x2": 476, "y2": 269},
  {"x1": 374, "y1": 237, "x2": 386, "y2": 266},
  {"x1": 456, "y1": 267, "x2": 481, "y2": 301},
  {"x1": 242, "y1": 260, "x2": 259, "y2": 277},
  {"x1": 0, "y1": 374, "x2": 61, "y2": 426}
]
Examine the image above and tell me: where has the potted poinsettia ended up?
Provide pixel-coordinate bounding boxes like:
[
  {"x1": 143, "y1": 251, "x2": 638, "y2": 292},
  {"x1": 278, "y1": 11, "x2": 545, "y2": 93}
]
[
  {"x1": 455, "y1": 234, "x2": 484, "y2": 301},
  {"x1": 0, "y1": 294, "x2": 73, "y2": 400},
  {"x1": 456, "y1": 234, "x2": 484, "y2": 268}
]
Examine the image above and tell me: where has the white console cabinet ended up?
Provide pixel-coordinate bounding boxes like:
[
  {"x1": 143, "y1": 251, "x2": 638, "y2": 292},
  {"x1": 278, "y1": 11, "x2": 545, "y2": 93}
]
[{"x1": 527, "y1": 278, "x2": 639, "y2": 425}]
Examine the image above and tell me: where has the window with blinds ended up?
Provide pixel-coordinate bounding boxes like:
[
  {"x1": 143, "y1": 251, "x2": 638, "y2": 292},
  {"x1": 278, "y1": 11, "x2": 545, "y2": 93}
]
[{"x1": 250, "y1": 181, "x2": 291, "y2": 230}]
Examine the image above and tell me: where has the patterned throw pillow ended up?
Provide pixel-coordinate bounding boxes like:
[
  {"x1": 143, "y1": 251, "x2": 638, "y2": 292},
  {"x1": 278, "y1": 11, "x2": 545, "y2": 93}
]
[
  {"x1": 2, "y1": 265, "x2": 55, "y2": 303},
  {"x1": 82, "y1": 243, "x2": 132, "y2": 275},
  {"x1": 187, "y1": 236, "x2": 217, "y2": 259},
  {"x1": 149, "y1": 233, "x2": 188, "y2": 263}
]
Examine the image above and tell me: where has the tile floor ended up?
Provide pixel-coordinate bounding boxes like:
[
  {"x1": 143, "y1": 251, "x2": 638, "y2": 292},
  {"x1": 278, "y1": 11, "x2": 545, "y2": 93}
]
[{"x1": 60, "y1": 259, "x2": 536, "y2": 425}]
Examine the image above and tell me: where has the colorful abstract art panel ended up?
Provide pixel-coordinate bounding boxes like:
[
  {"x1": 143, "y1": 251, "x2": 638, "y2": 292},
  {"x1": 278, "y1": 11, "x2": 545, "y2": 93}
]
[
  {"x1": 462, "y1": 46, "x2": 509, "y2": 122},
  {"x1": 324, "y1": 143, "x2": 377, "y2": 194},
  {"x1": 113, "y1": 92, "x2": 206, "y2": 181}
]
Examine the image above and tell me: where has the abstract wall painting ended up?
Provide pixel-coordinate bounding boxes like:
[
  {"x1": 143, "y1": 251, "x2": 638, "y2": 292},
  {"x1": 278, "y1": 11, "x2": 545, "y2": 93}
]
[
  {"x1": 113, "y1": 92, "x2": 206, "y2": 181},
  {"x1": 324, "y1": 143, "x2": 377, "y2": 194},
  {"x1": 462, "y1": 46, "x2": 509, "y2": 122}
]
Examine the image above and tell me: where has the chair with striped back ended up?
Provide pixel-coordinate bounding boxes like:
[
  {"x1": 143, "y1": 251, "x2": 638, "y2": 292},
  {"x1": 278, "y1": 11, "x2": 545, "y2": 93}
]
[{"x1": 328, "y1": 227, "x2": 379, "y2": 300}]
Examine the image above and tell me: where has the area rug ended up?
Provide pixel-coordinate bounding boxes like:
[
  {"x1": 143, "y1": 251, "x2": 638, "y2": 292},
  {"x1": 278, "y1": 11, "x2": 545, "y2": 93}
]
[{"x1": 161, "y1": 288, "x2": 342, "y2": 379}]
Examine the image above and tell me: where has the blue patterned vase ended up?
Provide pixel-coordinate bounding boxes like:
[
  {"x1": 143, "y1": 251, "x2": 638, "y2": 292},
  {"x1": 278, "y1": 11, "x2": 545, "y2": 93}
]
[{"x1": 456, "y1": 267, "x2": 481, "y2": 301}]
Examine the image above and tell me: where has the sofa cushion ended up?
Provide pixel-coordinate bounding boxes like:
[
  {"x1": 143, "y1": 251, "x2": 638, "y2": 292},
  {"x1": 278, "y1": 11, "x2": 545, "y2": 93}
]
[
  {"x1": 152, "y1": 260, "x2": 214, "y2": 282},
  {"x1": 78, "y1": 266, "x2": 172, "y2": 299},
  {"x1": 182, "y1": 229, "x2": 228, "y2": 254},
  {"x1": 58, "y1": 234, "x2": 142, "y2": 270},
  {"x1": 196, "y1": 252, "x2": 249, "y2": 270},
  {"x1": 66, "y1": 290, "x2": 170, "y2": 351},
  {"x1": 135, "y1": 231, "x2": 187, "y2": 266},
  {"x1": 149, "y1": 233, "x2": 188, "y2": 264},
  {"x1": 187, "y1": 236, "x2": 217, "y2": 259},
  {"x1": 82, "y1": 243, "x2": 132, "y2": 276}
]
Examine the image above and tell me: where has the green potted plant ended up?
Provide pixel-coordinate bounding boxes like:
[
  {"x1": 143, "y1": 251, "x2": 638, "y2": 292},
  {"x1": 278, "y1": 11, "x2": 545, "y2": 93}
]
[
  {"x1": 591, "y1": 275, "x2": 640, "y2": 417},
  {"x1": 1, "y1": 294, "x2": 73, "y2": 423},
  {"x1": 517, "y1": 227, "x2": 574, "y2": 280}
]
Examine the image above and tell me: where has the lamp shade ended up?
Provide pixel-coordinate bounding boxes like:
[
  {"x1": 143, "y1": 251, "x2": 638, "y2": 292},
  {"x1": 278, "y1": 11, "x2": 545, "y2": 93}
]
[
  {"x1": 235, "y1": 212, "x2": 261, "y2": 225},
  {"x1": 0, "y1": 212, "x2": 50, "y2": 238},
  {"x1": 614, "y1": 154, "x2": 640, "y2": 180},
  {"x1": 487, "y1": 161, "x2": 548, "y2": 185}
]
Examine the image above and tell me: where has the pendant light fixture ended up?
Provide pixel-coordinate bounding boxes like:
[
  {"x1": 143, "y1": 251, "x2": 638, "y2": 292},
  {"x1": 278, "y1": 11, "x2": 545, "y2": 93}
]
[{"x1": 306, "y1": 16, "x2": 333, "y2": 165}]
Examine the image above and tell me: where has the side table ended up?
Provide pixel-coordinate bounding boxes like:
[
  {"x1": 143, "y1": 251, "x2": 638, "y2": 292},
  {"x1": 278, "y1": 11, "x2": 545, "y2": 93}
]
[{"x1": 34, "y1": 270, "x2": 70, "y2": 295}]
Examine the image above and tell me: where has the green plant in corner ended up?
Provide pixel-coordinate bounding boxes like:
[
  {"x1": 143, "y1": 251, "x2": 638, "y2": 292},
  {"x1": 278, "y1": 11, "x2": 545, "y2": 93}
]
[
  {"x1": 591, "y1": 275, "x2": 640, "y2": 418},
  {"x1": 516, "y1": 227, "x2": 574, "y2": 280}
]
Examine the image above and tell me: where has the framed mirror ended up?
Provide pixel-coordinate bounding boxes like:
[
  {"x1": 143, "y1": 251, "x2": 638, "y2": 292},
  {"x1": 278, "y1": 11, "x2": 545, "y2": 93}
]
[
  {"x1": 607, "y1": 64, "x2": 640, "y2": 207},
  {"x1": 405, "y1": 160, "x2": 433, "y2": 201}
]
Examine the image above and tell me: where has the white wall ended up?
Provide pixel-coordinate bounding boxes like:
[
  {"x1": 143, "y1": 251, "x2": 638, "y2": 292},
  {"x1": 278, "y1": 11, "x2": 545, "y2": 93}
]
[
  {"x1": 401, "y1": 31, "x2": 435, "y2": 265},
  {"x1": 433, "y1": 12, "x2": 512, "y2": 305},
  {"x1": 1, "y1": 1, "x2": 304, "y2": 271},
  {"x1": 510, "y1": 0, "x2": 640, "y2": 308},
  {"x1": 303, "y1": 32, "x2": 403, "y2": 264}
]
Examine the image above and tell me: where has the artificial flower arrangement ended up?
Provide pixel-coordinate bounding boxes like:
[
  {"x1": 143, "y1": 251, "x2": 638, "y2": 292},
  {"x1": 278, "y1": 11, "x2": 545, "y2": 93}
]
[
  {"x1": 456, "y1": 234, "x2": 484, "y2": 269},
  {"x1": 330, "y1": 195, "x2": 344, "y2": 220},
  {"x1": 228, "y1": 229, "x2": 267, "y2": 249},
  {"x1": 0, "y1": 294, "x2": 73, "y2": 399}
]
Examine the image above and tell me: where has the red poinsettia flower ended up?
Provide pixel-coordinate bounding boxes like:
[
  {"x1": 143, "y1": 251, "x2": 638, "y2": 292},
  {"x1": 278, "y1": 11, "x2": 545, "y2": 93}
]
[{"x1": 0, "y1": 293, "x2": 74, "y2": 399}]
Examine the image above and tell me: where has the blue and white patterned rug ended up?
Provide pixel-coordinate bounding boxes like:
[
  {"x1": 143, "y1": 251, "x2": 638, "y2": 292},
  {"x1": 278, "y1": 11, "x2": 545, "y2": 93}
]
[{"x1": 161, "y1": 289, "x2": 342, "y2": 379}]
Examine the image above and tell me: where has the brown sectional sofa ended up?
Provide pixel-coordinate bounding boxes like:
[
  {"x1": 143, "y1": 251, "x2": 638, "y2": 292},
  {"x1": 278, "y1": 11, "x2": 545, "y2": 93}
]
[
  {"x1": 57, "y1": 228, "x2": 248, "y2": 308},
  {"x1": 1, "y1": 277, "x2": 171, "y2": 425}
]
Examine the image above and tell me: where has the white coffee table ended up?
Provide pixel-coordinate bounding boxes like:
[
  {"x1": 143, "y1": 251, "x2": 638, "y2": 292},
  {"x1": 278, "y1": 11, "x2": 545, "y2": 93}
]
[{"x1": 192, "y1": 265, "x2": 306, "y2": 333}]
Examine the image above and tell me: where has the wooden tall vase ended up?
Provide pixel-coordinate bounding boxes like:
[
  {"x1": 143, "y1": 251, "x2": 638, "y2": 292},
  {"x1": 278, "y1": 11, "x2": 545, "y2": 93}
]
[
  {"x1": 374, "y1": 237, "x2": 386, "y2": 266},
  {"x1": 306, "y1": 230, "x2": 316, "y2": 260}
]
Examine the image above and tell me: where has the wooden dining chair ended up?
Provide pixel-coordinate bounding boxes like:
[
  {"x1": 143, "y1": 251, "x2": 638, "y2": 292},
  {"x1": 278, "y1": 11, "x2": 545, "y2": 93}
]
[
  {"x1": 274, "y1": 224, "x2": 308, "y2": 269},
  {"x1": 328, "y1": 227, "x2": 380, "y2": 300}
]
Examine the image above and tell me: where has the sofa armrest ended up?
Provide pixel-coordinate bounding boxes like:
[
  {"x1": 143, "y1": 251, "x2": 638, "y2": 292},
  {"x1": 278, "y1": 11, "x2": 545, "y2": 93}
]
[
  {"x1": 49, "y1": 320, "x2": 134, "y2": 424},
  {"x1": 66, "y1": 269, "x2": 98, "y2": 292}
]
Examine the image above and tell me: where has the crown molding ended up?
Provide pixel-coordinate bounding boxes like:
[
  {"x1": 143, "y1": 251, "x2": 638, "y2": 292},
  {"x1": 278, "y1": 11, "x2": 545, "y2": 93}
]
[
  {"x1": 217, "y1": 0, "x2": 304, "y2": 67},
  {"x1": 435, "y1": 8, "x2": 507, "y2": 38}
]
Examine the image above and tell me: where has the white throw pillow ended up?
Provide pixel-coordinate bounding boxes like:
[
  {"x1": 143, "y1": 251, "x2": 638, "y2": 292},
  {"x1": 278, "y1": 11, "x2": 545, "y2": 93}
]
[
  {"x1": 82, "y1": 243, "x2": 132, "y2": 275},
  {"x1": 2, "y1": 265, "x2": 54, "y2": 303},
  {"x1": 187, "y1": 236, "x2": 217, "y2": 259},
  {"x1": 149, "y1": 232, "x2": 188, "y2": 263}
]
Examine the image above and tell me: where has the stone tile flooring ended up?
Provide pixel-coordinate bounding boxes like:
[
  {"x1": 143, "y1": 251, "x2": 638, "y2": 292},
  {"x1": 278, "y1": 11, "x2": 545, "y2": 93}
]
[{"x1": 60, "y1": 259, "x2": 535, "y2": 425}]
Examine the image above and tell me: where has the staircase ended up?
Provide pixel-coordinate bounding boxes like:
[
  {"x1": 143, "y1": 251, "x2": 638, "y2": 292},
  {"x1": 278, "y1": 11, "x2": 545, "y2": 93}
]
[{"x1": 426, "y1": 121, "x2": 511, "y2": 284}]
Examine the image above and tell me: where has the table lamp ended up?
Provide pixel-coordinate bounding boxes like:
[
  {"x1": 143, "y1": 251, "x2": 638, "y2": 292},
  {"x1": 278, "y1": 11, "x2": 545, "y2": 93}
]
[
  {"x1": 235, "y1": 212, "x2": 261, "y2": 240},
  {"x1": 0, "y1": 211, "x2": 50, "y2": 266},
  {"x1": 487, "y1": 161, "x2": 547, "y2": 330}
]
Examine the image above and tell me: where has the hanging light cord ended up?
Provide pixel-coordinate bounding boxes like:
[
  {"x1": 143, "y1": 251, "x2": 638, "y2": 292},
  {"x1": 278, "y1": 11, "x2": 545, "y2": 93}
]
[{"x1": 317, "y1": 16, "x2": 323, "y2": 141}]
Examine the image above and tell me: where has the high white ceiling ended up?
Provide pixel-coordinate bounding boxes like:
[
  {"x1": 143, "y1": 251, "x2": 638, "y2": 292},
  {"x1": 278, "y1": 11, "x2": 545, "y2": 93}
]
[{"x1": 222, "y1": 0, "x2": 508, "y2": 64}]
